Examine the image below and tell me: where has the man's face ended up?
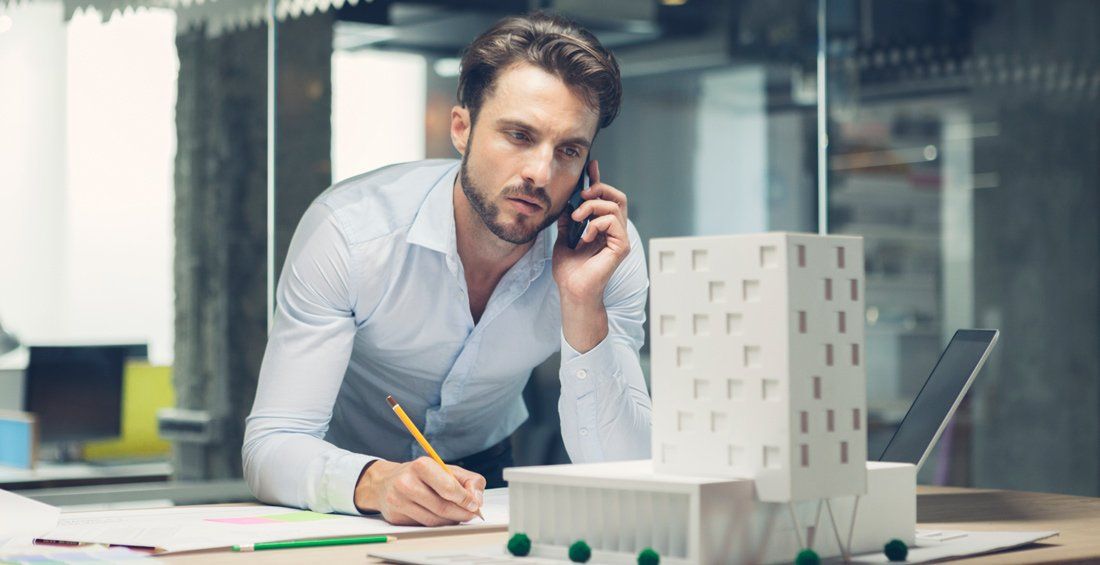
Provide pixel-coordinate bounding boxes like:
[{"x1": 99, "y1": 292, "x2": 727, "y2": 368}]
[{"x1": 456, "y1": 63, "x2": 599, "y2": 245}]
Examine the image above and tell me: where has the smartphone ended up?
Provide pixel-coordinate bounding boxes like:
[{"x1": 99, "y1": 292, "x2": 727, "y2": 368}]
[{"x1": 564, "y1": 158, "x2": 591, "y2": 249}]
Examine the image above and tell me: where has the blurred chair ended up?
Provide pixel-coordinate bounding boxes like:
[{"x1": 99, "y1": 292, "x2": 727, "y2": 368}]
[{"x1": 83, "y1": 362, "x2": 174, "y2": 461}]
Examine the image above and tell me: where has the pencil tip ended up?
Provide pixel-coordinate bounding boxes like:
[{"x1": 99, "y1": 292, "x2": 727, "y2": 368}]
[{"x1": 386, "y1": 395, "x2": 397, "y2": 408}]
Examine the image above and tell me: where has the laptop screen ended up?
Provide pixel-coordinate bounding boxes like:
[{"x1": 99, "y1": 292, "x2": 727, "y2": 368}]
[{"x1": 878, "y1": 329, "x2": 998, "y2": 467}]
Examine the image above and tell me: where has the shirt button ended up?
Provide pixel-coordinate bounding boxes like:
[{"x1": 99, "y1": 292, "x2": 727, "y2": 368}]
[
  {"x1": 576, "y1": 369, "x2": 588, "y2": 380},
  {"x1": 579, "y1": 428, "x2": 589, "y2": 436}
]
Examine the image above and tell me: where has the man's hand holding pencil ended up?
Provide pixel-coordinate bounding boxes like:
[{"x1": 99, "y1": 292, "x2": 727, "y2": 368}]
[
  {"x1": 352, "y1": 395, "x2": 486, "y2": 526},
  {"x1": 353, "y1": 457, "x2": 485, "y2": 526}
]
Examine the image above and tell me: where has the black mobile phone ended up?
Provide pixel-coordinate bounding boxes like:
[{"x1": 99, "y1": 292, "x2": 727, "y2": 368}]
[{"x1": 564, "y1": 159, "x2": 591, "y2": 249}]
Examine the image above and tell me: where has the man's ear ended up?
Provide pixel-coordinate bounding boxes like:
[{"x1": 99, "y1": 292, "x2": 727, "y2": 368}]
[{"x1": 450, "y1": 106, "x2": 472, "y2": 156}]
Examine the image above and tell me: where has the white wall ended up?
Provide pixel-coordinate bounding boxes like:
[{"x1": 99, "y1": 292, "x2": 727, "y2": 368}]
[
  {"x1": 0, "y1": 3, "x2": 176, "y2": 365},
  {"x1": 0, "y1": 1, "x2": 68, "y2": 342},
  {"x1": 332, "y1": 49, "x2": 426, "y2": 184}
]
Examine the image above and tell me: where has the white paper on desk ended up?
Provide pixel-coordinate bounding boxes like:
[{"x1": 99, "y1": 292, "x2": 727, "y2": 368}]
[
  {"x1": 37, "y1": 487, "x2": 508, "y2": 554},
  {"x1": 0, "y1": 488, "x2": 61, "y2": 547},
  {"x1": 847, "y1": 529, "x2": 1059, "y2": 563},
  {"x1": 0, "y1": 544, "x2": 151, "y2": 563}
]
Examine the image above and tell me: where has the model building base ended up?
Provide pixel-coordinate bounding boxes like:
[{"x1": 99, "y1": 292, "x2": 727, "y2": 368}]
[
  {"x1": 501, "y1": 459, "x2": 915, "y2": 565},
  {"x1": 369, "y1": 529, "x2": 1058, "y2": 565}
]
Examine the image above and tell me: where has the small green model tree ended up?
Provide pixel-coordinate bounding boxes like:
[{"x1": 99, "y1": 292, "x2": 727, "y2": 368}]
[
  {"x1": 568, "y1": 540, "x2": 591, "y2": 563},
  {"x1": 794, "y1": 548, "x2": 820, "y2": 565},
  {"x1": 506, "y1": 533, "x2": 531, "y2": 557},
  {"x1": 884, "y1": 538, "x2": 909, "y2": 561},
  {"x1": 637, "y1": 547, "x2": 660, "y2": 565}
]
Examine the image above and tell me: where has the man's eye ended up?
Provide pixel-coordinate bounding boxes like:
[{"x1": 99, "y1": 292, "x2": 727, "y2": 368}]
[
  {"x1": 508, "y1": 131, "x2": 529, "y2": 142},
  {"x1": 562, "y1": 147, "x2": 580, "y2": 158}
]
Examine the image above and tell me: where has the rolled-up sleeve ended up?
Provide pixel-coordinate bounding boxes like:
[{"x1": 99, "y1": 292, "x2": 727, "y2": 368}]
[
  {"x1": 558, "y1": 220, "x2": 651, "y2": 463},
  {"x1": 242, "y1": 203, "x2": 374, "y2": 515}
]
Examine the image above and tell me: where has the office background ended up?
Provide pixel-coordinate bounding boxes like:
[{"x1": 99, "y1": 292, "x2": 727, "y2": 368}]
[{"x1": 0, "y1": 0, "x2": 1097, "y2": 502}]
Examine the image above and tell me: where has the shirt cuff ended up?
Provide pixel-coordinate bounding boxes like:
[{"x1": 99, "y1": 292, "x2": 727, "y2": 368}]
[
  {"x1": 325, "y1": 451, "x2": 377, "y2": 515},
  {"x1": 560, "y1": 331, "x2": 620, "y2": 397}
]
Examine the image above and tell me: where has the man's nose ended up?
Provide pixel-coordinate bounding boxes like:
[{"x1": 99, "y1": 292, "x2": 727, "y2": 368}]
[{"x1": 521, "y1": 145, "x2": 554, "y2": 188}]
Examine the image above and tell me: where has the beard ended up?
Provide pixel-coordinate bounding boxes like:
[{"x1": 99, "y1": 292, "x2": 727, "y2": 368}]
[{"x1": 459, "y1": 149, "x2": 562, "y2": 245}]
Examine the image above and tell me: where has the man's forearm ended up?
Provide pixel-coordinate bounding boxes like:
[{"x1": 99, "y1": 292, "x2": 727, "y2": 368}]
[
  {"x1": 557, "y1": 335, "x2": 652, "y2": 462},
  {"x1": 242, "y1": 418, "x2": 373, "y2": 515},
  {"x1": 560, "y1": 293, "x2": 609, "y2": 353}
]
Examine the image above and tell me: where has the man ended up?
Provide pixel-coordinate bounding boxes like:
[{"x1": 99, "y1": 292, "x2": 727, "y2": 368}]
[{"x1": 242, "y1": 12, "x2": 651, "y2": 527}]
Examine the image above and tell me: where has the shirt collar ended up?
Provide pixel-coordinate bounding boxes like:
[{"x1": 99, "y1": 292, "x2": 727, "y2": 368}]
[
  {"x1": 406, "y1": 161, "x2": 461, "y2": 256},
  {"x1": 407, "y1": 160, "x2": 555, "y2": 270}
]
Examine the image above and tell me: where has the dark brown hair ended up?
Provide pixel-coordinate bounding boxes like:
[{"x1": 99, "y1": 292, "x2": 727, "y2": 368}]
[{"x1": 457, "y1": 12, "x2": 622, "y2": 130}]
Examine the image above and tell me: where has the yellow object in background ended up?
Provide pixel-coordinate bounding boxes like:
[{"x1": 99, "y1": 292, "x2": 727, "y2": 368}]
[{"x1": 84, "y1": 362, "x2": 174, "y2": 460}]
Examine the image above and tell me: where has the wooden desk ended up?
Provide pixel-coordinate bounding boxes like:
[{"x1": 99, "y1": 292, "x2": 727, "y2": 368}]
[
  {"x1": 916, "y1": 486, "x2": 1100, "y2": 564},
  {"x1": 161, "y1": 486, "x2": 1100, "y2": 564}
]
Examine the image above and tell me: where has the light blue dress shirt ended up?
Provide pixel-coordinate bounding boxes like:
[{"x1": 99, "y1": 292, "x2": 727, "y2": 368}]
[{"x1": 242, "y1": 159, "x2": 652, "y2": 515}]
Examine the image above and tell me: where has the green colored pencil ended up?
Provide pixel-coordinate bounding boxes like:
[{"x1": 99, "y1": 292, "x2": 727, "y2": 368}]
[{"x1": 232, "y1": 535, "x2": 396, "y2": 552}]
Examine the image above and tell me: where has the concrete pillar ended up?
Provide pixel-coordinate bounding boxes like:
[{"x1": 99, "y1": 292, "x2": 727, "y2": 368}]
[
  {"x1": 173, "y1": 22, "x2": 268, "y2": 480},
  {"x1": 172, "y1": 12, "x2": 332, "y2": 480},
  {"x1": 273, "y1": 13, "x2": 334, "y2": 280}
]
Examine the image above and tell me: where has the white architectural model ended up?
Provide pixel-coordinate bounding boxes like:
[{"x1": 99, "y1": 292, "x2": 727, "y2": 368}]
[
  {"x1": 651, "y1": 233, "x2": 867, "y2": 502},
  {"x1": 504, "y1": 233, "x2": 915, "y2": 564}
]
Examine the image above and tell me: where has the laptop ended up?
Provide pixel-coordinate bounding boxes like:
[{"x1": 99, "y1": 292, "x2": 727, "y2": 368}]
[{"x1": 877, "y1": 329, "x2": 1000, "y2": 469}]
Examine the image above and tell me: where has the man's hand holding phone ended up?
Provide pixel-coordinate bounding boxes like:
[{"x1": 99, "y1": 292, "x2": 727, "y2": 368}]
[{"x1": 553, "y1": 159, "x2": 632, "y2": 353}]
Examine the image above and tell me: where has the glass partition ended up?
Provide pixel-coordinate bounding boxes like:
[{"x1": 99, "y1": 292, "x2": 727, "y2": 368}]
[{"x1": 826, "y1": 0, "x2": 1100, "y2": 495}]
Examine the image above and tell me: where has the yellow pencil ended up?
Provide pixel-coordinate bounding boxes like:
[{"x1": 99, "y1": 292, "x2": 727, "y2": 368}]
[{"x1": 386, "y1": 395, "x2": 484, "y2": 520}]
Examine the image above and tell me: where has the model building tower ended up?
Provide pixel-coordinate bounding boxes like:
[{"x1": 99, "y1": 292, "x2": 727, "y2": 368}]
[{"x1": 650, "y1": 233, "x2": 867, "y2": 503}]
